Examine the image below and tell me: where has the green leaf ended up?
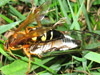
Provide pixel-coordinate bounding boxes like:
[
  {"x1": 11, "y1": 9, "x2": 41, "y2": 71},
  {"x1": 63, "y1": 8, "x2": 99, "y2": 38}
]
[
  {"x1": 84, "y1": 52, "x2": 100, "y2": 63},
  {"x1": 84, "y1": 42, "x2": 100, "y2": 49},
  {"x1": 0, "y1": 14, "x2": 13, "y2": 23},
  {"x1": 90, "y1": 72, "x2": 100, "y2": 75},
  {"x1": 58, "y1": 0, "x2": 71, "y2": 25},
  {"x1": 21, "y1": 57, "x2": 56, "y2": 74},
  {"x1": 79, "y1": 0, "x2": 92, "y2": 32},
  {"x1": 1, "y1": 60, "x2": 28, "y2": 75},
  {"x1": 20, "y1": 0, "x2": 31, "y2": 3},
  {"x1": 0, "y1": 44, "x2": 14, "y2": 60},
  {"x1": 0, "y1": 21, "x2": 21, "y2": 34},
  {"x1": 72, "y1": 56, "x2": 86, "y2": 62},
  {"x1": 93, "y1": 0, "x2": 100, "y2": 5},
  {"x1": 42, "y1": 49, "x2": 82, "y2": 57},
  {"x1": 9, "y1": 5, "x2": 26, "y2": 20},
  {"x1": 0, "y1": 0, "x2": 10, "y2": 7},
  {"x1": 70, "y1": 0, "x2": 84, "y2": 30},
  {"x1": 67, "y1": 0, "x2": 80, "y2": 30},
  {"x1": 31, "y1": 58, "x2": 57, "y2": 74},
  {"x1": 93, "y1": 30, "x2": 100, "y2": 35},
  {"x1": 38, "y1": 57, "x2": 65, "y2": 75}
]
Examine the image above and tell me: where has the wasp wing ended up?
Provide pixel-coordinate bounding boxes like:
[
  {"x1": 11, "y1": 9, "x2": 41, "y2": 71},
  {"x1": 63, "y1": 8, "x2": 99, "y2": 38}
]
[
  {"x1": 14, "y1": 0, "x2": 51, "y2": 34},
  {"x1": 10, "y1": 27, "x2": 51, "y2": 47}
]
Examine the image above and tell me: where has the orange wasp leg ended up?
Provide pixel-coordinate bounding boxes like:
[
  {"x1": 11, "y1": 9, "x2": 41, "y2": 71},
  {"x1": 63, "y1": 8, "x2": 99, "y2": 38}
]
[
  {"x1": 22, "y1": 45, "x2": 32, "y2": 75},
  {"x1": 25, "y1": 26, "x2": 39, "y2": 33},
  {"x1": 36, "y1": 15, "x2": 41, "y2": 27},
  {"x1": 51, "y1": 41, "x2": 54, "y2": 48},
  {"x1": 30, "y1": 53, "x2": 42, "y2": 58},
  {"x1": 7, "y1": 48, "x2": 18, "y2": 59},
  {"x1": 4, "y1": 42, "x2": 18, "y2": 59}
]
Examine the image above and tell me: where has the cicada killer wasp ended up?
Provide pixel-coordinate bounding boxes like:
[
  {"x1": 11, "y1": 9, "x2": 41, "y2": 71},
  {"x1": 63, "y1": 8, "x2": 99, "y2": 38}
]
[{"x1": 3, "y1": 0, "x2": 80, "y2": 74}]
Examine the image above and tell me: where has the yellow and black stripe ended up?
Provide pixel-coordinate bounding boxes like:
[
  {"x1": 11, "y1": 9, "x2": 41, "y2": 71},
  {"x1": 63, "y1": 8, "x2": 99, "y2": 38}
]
[{"x1": 32, "y1": 30, "x2": 64, "y2": 42}]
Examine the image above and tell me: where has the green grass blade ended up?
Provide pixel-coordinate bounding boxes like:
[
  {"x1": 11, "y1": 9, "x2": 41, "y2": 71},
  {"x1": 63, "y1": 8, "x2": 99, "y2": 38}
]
[
  {"x1": 84, "y1": 42, "x2": 100, "y2": 49},
  {"x1": 21, "y1": 57, "x2": 56, "y2": 74},
  {"x1": 72, "y1": 56, "x2": 86, "y2": 62},
  {"x1": 79, "y1": 0, "x2": 92, "y2": 32},
  {"x1": 0, "y1": 21, "x2": 21, "y2": 34},
  {"x1": 0, "y1": 14, "x2": 13, "y2": 23},
  {"x1": 0, "y1": 0, "x2": 10, "y2": 7},
  {"x1": 1, "y1": 60, "x2": 28, "y2": 75},
  {"x1": 58, "y1": 0, "x2": 71, "y2": 25},
  {"x1": 38, "y1": 58, "x2": 65, "y2": 75},
  {"x1": 31, "y1": 59, "x2": 57, "y2": 74},
  {"x1": 30, "y1": 57, "x2": 55, "y2": 71},
  {"x1": 84, "y1": 51, "x2": 100, "y2": 63},
  {"x1": 67, "y1": 0, "x2": 80, "y2": 30},
  {"x1": 70, "y1": 0, "x2": 84, "y2": 30},
  {"x1": 9, "y1": 5, "x2": 26, "y2": 20},
  {"x1": 0, "y1": 44, "x2": 14, "y2": 60}
]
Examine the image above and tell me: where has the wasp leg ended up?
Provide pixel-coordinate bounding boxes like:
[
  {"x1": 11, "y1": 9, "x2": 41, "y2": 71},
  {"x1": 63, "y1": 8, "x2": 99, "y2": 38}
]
[
  {"x1": 22, "y1": 45, "x2": 31, "y2": 75},
  {"x1": 30, "y1": 52, "x2": 42, "y2": 58},
  {"x1": 26, "y1": 54, "x2": 31, "y2": 75},
  {"x1": 8, "y1": 48, "x2": 18, "y2": 59},
  {"x1": 37, "y1": 54, "x2": 42, "y2": 58},
  {"x1": 25, "y1": 26, "x2": 39, "y2": 33},
  {"x1": 51, "y1": 41, "x2": 54, "y2": 48},
  {"x1": 36, "y1": 15, "x2": 41, "y2": 27},
  {"x1": 4, "y1": 41, "x2": 18, "y2": 59}
]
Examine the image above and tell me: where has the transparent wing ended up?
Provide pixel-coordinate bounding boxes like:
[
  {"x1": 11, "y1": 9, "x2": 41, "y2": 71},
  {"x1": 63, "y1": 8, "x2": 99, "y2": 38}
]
[{"x1": 14, "y1": 0, "x2": 51, "y2": 34}]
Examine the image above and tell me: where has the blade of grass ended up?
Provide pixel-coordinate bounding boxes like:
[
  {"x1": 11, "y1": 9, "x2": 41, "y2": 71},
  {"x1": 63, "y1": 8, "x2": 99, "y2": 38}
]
[
  {"x1": 21, "y1": 57, "x2": 57, "y2": 74},
  {"x1": 82, "y1": 57, "x2": 87, "y2": 73},
  {"x1": 43, "y1": 49, "x2": 82, "y2": 57},
  {"x1": 0, "y1": 44, "x2": 14, "y2": 60},
  {"x1": 62, "y1": 0, "x2": 69, "y2": 11},
  {"x1": 1, "y1": 57, "x2": 55, "y2": 75},
  {"x1": 31, "y1": 59, "x2": 57, "y2": 74},
  {"x1": 72, "y1": 56, "x2": 86, "y2": 62},
  {"x1": 30, "y1": 57, "x2": 55, "y2": 71},
  {"x1": 0, "y1": 0, "x2": 10, "y2": 7},
  {"x1": 0, "y1": 34, "x2": 7, "y2": 40},
  {"x1": 58, "y1": 0, "x2": 71, "y2": 25},
  {"x1": 84, "y1": 42, "x2": 100, "y2": 49},
  {"x1": 67, "y1": 0, "x2": 80, "y2": 30},
  {"x1": 79, "y1": 0, "x2": 92, "y2": 32},
  {"x1": 70, "y1": 0, "x2": 84, "y2": 30},
  {"x1": 84, "y1": 51, "x2": 100, "y2": 63},
  {"x1": 0, "y1": 21, "x2": 21, "y2": 34},
  {"x1": 9, "y1": 5, "x2": 26, "y2": 20},
  {"x1": 0, "y1": 14, "x2": 13, "y2": 23},
  {"x1": 38, "y1": 58, "x2": 65, "y2": 74},
  {"x1": 1, "y1": 60, "x2": 28, "y2": 75},
  {"x1": 55, "y1": 1, "x2": 59, "y2": 21}
]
